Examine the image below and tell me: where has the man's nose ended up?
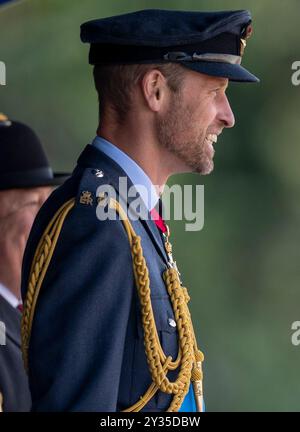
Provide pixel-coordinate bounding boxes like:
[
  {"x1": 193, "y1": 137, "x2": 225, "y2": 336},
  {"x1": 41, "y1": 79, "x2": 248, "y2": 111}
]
[{"x1": 218, "y1": 95, "x2": 235, "y2": 128}]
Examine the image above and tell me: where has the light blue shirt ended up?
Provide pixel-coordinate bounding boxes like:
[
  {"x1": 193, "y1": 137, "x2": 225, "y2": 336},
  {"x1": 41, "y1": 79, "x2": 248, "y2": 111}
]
[
  {"x1": 92, "y1": 136, "x2": 201, "y2": 412},
  {"x1": 92, "y1": 136, "x2": 159, "y2": 211}
]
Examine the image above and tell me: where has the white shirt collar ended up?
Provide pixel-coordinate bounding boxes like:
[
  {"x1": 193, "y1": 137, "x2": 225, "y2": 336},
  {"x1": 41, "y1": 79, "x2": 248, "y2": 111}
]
[
  {"x1": 0, "y1": 283, "x2": 20, "y2": 308},
  {"x1": 92, "y1": 136, "x2": 159, "y2": 212}
]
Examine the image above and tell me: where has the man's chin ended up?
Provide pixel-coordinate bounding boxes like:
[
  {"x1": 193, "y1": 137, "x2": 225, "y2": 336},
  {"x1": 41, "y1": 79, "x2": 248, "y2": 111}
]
[
  {"x1": 192, "y1": 159, "x2": 214, "y2": 175},
  {"x1": 175, "y1": 155, "x2": 214, "y2": 175},
  {"x1": 203, "y1": 161, "x2": 214, "y2": 175}
]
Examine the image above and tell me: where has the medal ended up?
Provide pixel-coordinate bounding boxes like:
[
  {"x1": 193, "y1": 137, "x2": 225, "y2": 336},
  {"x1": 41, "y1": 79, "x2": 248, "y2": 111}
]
[{"x1": 163, "y1": 224, "x2": 182, "y2": 284}]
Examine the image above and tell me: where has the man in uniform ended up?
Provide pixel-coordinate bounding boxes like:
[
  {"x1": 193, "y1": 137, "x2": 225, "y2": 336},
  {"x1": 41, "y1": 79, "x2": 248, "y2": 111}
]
[
  {"x1": 21, "y1": 9, "x2": 259, "y2": 412},
  {"x1": 0, "y1": 114, "x2": 69, "y2": 411}
]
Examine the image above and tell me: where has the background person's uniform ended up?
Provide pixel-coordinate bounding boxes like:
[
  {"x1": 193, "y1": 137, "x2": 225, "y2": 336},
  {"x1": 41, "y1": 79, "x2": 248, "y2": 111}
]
[
  {"x1": 0, "y1": 114, "x2": 69, "y2": 411},
  {"x1": 0, "y1": 284, "x2": 31, "y2": 412}
]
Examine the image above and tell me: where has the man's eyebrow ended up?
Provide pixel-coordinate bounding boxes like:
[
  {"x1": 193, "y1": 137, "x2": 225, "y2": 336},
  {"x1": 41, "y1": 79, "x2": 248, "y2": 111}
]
[
  {"x1": 218, "y1": 81, "x2": 229, "y2": 90},
  {"x1": 209, "y1": 79, "x2": 228, "y2": 90}
]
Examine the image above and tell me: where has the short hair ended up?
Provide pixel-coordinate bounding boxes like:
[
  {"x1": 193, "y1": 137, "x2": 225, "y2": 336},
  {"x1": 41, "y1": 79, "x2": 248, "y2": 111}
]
[{"x1": 93, "y1": 63, "x2": 186, "y2": 123}]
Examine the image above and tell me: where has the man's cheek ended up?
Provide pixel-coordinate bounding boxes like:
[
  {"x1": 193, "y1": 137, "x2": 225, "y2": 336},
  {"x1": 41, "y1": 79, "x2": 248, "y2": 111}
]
[{"x1": 206, "y1": 106, "x2": 219, "y2": 127}]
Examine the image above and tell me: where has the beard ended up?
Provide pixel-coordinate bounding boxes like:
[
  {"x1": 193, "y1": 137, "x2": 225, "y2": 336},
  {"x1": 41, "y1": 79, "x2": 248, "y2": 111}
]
[{"x1": 155, "y1": 91, "x2": 214, "y2": 175}]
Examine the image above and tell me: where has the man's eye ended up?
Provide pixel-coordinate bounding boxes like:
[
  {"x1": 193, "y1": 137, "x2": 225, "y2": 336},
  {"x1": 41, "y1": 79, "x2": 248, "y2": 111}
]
[{"x1": 211, "y1": 87, "x2": 225, "y2": 97}]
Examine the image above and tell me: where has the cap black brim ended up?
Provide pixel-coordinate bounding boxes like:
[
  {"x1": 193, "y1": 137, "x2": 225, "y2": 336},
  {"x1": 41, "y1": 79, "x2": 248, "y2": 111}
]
[
  {"x1": 23, "y1": 172, "x2": 71, "y2": 187},
  {"x1": 0, "y1": 172, "x2": 70, "y2": 191},
  {"x1": 180, "y1": 61, "x2": 259, "y2": 83},
  {"x1": 50, "y1": 173, "x2": 70, "y2": 186}
]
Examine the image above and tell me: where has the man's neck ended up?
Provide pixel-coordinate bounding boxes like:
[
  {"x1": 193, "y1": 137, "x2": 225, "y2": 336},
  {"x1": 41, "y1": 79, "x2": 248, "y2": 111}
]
[{"x1": 98, "y1": 122, "x2": 179, "y2": 195}]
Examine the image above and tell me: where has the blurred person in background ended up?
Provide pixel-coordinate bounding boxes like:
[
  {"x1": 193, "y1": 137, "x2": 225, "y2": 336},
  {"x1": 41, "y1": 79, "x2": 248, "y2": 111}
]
[{"x1": 0, "y1": 114, "x2": 69, "y2": 411}]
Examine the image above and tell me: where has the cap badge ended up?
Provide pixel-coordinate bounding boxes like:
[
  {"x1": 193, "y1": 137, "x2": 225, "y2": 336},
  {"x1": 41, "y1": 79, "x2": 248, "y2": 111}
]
[{"x1": 240, "y1": 23, "x2": 253, "y2": 56}]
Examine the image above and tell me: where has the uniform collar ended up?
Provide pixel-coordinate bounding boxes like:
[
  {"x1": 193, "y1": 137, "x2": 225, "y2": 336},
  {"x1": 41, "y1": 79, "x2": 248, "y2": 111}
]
[
  {"x1": 92, "y1": 136, "x2": 159, "y2": 212},
  {"x1": 76, "y1": 144, "x2": 169, "y2": 266}
]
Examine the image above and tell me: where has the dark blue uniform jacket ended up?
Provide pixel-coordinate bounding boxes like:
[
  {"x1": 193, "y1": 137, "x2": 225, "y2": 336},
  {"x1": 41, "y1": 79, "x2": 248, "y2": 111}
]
[{"x1": 21, "y1": 144, "x2": 180, "y2": 412}]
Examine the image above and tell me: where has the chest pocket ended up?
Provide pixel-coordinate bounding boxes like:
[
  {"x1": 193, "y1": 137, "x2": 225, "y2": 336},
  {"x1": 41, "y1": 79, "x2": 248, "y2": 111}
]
[{"x1": 136, "y1": 296, "x2": 178, "y2": 352}]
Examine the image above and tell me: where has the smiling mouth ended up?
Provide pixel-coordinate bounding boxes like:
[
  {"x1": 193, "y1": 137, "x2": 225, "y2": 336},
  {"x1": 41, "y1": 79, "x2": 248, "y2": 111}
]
[
  {"x1": 204, "y1": 134, "x2": 218, "y2": 159},
  {"x1": 205, "y1": 133, "x2": 218, "y2": 144}
]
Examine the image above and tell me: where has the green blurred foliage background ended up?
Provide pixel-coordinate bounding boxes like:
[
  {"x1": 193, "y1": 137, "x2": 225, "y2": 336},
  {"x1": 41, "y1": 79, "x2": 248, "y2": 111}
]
[{"x1": 1, "y1": 0, "x2": 300, "y2": 411}]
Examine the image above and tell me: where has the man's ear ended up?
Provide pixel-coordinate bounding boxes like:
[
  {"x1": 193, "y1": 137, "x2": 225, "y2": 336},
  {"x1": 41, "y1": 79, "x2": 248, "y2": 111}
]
[{"x1": 141, "y1": 69, "x2": 168, "y2": 112}]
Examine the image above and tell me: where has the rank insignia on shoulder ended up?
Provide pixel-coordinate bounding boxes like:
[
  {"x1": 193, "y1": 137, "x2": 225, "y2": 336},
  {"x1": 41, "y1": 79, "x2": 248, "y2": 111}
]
[
  {"x1": 80, "y1": 190, "x2": 93, "y2": 205},
  {"x1": 91, "y1": 168, "x2": 104, "y2": 178}
]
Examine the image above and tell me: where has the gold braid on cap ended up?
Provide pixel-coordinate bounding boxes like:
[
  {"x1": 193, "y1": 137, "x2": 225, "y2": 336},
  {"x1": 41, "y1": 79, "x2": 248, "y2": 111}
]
[{"x1": 21, "y1": 197, "x2": 204, "y2": 412}]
